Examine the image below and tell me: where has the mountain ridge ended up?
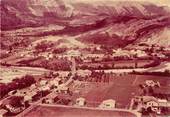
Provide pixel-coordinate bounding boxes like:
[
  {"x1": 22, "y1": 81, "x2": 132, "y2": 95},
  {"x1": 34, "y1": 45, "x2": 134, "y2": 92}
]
[
  {"x1": 1, "y1": 0, "x2": 170, "y2": 48},
  {"x1": 1, "y1": 0, "x2": 170, "y2": 30}
]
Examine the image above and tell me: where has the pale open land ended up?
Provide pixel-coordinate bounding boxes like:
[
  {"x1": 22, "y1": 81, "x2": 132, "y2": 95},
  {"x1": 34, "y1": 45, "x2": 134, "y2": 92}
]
[{"x1": 1, "y1": 61, "x2": 170, "y2": 84}]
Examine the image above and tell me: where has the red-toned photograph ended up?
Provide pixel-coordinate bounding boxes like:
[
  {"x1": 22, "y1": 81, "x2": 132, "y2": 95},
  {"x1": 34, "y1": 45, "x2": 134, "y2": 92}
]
[{"x1": 0, "y1": 0, "x2": 170, "y2": 117}]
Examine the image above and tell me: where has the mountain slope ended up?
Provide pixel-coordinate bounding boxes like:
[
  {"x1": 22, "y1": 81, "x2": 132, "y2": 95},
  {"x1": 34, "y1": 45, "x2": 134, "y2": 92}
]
[{"x1": 1, "y1": 0, "x2": 170, "y2": 30}]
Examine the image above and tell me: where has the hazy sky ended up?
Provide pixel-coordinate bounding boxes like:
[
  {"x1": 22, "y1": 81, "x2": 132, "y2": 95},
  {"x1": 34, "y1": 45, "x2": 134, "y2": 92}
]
[{"x1": 72, "y1": 0, "x2": 170, "y2": 6}]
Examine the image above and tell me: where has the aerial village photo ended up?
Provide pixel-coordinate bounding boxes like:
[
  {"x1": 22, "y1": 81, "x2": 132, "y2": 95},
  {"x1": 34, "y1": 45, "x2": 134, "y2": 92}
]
[{"x1": 0, "y1": 0, "x2": 170, "y2": 117}]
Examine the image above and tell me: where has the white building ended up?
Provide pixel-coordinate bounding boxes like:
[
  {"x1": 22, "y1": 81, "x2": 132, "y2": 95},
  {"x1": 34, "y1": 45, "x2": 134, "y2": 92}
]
[
  {"x1": 75, "y1": 97, "x2": 86, "y2": 106},
  {"x1": 39, "y1": 85, "x2": 50, "y2": 91},
  {"x1": 66, "y1": 50, "x2": 81, "y2": 57},
  {"x1": 99, "y1": 99, "x2": 116, "y2": 109},
  {"x1": 56, "y1": 86, "x2": 69, "y2": 94},
  {"x1": 49, "y1": 78, "x2": 61, "y2": 86},
  {"x1": 145, "y1": 80, "x2": 160, "y2": 87},
  {"x1": 40, "y1": 80, "x2": 48, "y2": 86}
]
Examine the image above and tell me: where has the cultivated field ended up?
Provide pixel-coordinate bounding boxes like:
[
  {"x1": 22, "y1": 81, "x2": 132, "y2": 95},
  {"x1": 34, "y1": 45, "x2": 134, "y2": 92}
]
[
  {"x1": 23, "y1": 105, "x2": 137, "y2": 117},
  {"x1": 70, "y1": 74, "x2": 170, "y2": 108}
]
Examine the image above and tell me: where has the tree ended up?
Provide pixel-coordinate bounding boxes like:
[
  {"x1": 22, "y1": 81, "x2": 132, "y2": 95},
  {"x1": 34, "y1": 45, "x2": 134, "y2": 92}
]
[
  {"x1": 164, "y1": 69, "x2": 170, "y2": 75},
  {"x1": 148, "y1": 86, "x2": 154, "y2": 95},
  {"x1": 0, "y1": 84, "x2": 9, "y2": 98}
]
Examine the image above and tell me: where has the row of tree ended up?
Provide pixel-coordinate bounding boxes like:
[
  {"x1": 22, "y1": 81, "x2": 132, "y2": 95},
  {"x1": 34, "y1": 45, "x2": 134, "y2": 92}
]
[
  {"x1": 19, "y1": 57, "x2": 71, "y2": 71},
  {"x1": 0, "y1": 75, "x2": 36, "y2": 98}
]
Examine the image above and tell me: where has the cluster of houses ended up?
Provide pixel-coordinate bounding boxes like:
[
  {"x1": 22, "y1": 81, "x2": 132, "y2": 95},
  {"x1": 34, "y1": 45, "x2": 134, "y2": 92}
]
[
  {"x1": 130, "y1": 80, "x2": 170, "y2": 115},
  {"x1": 133, "y1": 96, "x2": 170, "y2": 114},
  {"x1": 112, "y1": 48, "x2": 148, "y2": 58},
  {"x1": 0, "y1": 72, "x2": 72, "y2": 116}
]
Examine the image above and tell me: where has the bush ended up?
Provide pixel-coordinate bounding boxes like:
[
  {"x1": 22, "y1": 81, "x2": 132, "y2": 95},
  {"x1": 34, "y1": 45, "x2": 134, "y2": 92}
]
[
  {"x1": 35, "y1": 41, "x2": 54, "y2": 52},
  {"x1": 52, "y1": 48, "x2": 67, "y2": 54}
]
